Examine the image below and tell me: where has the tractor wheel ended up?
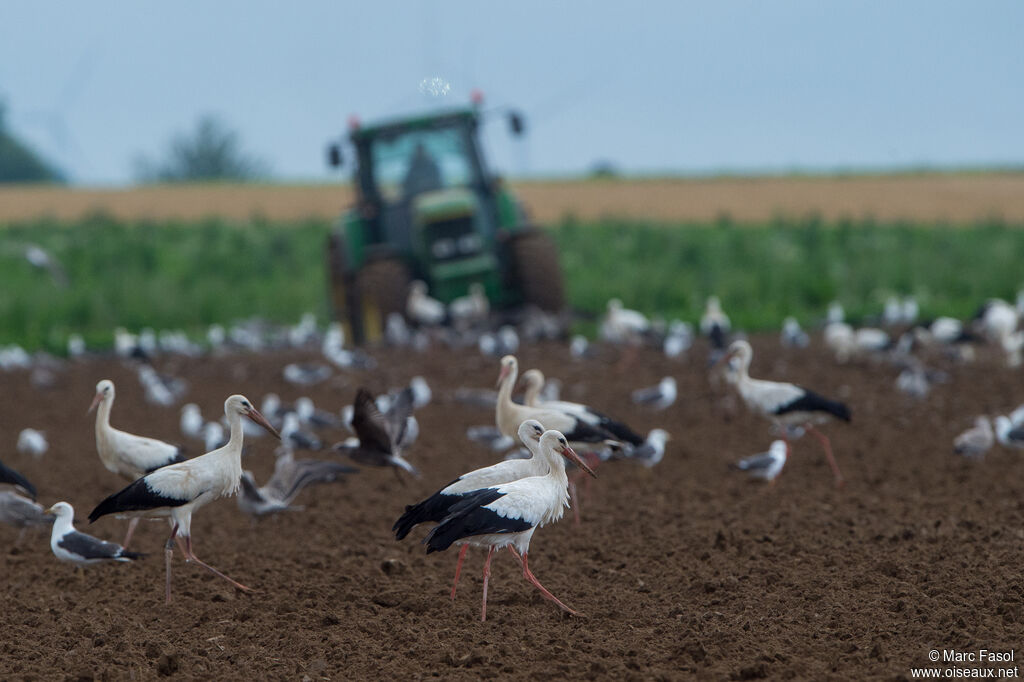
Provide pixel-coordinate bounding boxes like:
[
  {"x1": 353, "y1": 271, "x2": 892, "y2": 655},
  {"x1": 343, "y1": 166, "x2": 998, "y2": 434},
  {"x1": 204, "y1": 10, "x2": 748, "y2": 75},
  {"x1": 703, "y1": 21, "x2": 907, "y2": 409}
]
[
  {"x1": 508, "y1": 230, "x2": 566, "y2": 312},
  {"x1": 357, "y1": 257, "x2": 411, "y2": 342}
]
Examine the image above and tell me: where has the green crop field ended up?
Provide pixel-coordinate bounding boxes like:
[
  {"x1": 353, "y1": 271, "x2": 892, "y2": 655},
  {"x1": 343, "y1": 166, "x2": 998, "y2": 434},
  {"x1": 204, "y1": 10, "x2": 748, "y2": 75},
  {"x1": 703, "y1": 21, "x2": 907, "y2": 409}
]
[{"x1": 1, "y1": 214, "x2": 1022, "y2": 352}]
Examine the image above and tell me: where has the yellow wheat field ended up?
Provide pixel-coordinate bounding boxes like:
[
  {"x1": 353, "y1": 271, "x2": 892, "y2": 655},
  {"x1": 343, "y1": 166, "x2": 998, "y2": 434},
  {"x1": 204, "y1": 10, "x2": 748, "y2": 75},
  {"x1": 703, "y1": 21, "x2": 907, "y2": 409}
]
[{"x1": 1, "y1": 174, "x2": 1023, "y2": 225}]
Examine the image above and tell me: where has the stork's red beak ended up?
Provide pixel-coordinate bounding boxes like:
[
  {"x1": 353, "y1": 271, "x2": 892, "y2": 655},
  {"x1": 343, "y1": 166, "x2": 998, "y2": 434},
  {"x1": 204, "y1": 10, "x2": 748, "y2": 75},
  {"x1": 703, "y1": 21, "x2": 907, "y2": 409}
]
[
  {"x1": 562, "y1": 444, "x2": 597, "y2": 478},
  {"x1": 246, "y1": 407, "x2": 280, "y2": 440},
  {"x1": 87, "y1": 392, "x2": 102, "y2": 415},
  {"x1": 496, "y1": 365, "x2": 510, "y2": 388}
]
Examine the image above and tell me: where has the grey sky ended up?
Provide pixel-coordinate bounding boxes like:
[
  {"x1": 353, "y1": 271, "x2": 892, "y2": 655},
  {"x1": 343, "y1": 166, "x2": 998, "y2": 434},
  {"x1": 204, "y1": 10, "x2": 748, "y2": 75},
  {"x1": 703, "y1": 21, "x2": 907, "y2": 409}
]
[{"x1": 1, "y1": 1, "x2": 1021, "y2": 185}]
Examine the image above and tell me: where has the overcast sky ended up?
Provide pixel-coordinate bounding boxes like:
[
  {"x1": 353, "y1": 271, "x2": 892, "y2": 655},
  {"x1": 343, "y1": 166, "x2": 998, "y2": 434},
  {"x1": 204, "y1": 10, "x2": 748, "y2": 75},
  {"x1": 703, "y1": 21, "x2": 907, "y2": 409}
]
[{"x1": 1, "y1": 1, "x2": 1021, "y2": 185}]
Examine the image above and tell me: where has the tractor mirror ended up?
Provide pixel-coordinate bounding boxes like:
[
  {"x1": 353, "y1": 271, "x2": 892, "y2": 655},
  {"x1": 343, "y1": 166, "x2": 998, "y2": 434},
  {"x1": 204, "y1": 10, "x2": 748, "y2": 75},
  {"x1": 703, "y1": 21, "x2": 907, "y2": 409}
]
[
  {"x1": 327, "y1": 144, "x2": 344, "y2": 168},
  {"x1": 508, "y1": 111, "x2": 526, "y2": 136}
]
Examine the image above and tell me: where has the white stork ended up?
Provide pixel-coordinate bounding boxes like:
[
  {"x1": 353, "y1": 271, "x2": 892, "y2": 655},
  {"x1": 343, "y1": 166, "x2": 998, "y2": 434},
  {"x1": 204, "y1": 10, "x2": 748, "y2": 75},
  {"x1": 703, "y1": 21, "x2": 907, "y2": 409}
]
[
  {"x1": 47, "y1": 501, "x2": 142, "y2": 567},
  {"x1": 700, "y1": 296, "x2": 731, "y2": 353},
  {"x1": 421, "y1": 429, "x2": 596, "y2": 621},
  {"x1": 515, "y1": 366, "x2": 644, "y2": 448},
  {"x1": 394, "y1": 419, "x2": 546, "y2": 598},
  {"x1": 0, "y1": 458, "x2": 37, "y2": 499},
  {"x1": 719, "y1": 340, "x2": 850, "y2": 487},
  {"x1": 406, "y1": 280, "x2": 447, "y2": 327},
  {"x1": 599, "y1": 298, "x2": 649, "y2": 345},
  {"x1": 90, "y1": 379, "x2": 187, "y2": 547},
  {"x1": 88, "y1": 394, "x2": 279, "y2": 603}
]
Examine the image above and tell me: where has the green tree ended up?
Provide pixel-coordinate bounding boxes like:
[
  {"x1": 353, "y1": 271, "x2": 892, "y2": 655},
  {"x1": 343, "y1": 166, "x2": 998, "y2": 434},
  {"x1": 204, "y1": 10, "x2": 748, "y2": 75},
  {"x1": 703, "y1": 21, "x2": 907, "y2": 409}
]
[
  {"x1": 134, "y1": 114, "x2": 270, "y2": 183},
  {"x1": 0, "y1": 102, "x2": 66, "y2": 183}
]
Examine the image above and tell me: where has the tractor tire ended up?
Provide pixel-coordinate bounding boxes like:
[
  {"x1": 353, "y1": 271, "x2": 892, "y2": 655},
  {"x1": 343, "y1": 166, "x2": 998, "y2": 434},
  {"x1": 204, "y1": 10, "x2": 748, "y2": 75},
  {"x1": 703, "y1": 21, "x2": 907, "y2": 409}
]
[
  {"x1": 357, "y1": 257, "x2": 411, "y2": 342},
  {"x1": 507, "y1": 230, "x2": 566, "y2": 313}
]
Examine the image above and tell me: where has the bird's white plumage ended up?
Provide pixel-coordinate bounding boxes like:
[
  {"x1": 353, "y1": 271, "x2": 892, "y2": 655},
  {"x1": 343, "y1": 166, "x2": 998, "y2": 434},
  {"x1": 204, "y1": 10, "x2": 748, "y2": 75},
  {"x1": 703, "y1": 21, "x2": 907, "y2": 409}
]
[{"x1": 92, "y1": 380, "x2": 181, "y2": 479}]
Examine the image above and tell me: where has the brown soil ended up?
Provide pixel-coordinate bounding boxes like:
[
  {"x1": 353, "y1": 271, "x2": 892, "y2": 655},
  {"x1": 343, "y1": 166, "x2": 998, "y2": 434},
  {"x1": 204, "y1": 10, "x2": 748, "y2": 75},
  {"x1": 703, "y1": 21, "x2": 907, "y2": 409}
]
[
  {"x1": 3, "y1": 174, "x2": 1024, "y2": 225},
  {"x1": 2, "y1": 337, "x2": 1022, "y2": 680}
]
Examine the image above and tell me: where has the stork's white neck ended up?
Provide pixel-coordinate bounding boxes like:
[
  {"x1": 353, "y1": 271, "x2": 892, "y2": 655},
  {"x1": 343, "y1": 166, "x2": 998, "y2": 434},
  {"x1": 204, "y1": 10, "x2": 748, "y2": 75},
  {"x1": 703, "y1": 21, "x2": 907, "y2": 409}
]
[{"x1": 496, "y1": 363, "x2": 529, "y2": 439}]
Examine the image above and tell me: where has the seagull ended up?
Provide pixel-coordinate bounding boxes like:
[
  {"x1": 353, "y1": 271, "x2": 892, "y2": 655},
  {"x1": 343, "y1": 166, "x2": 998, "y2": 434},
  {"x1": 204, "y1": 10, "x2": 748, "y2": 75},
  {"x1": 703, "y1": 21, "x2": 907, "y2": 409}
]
[
  {"x1": 0, "y1": 459, "x2": 38, "y2": 499},
  {"x1": 419, "y1": 429, "x2": 596, "y2": 621},
  {"x1": 47, "y1": 502, "x2": 142, "y2": 567},
  {"x1": 294, "y1": 397, "x2": 342, "y2": 430},
  {"x1": 23, "y1": 244, "x2": 69, "y2": 287},
  {"x1": 407, "y1": 280, "x2": 447, "y2": 327},
  {"x1": 180, "y1": 404, "x2": 205, "y2": 440},
  {"x1": 466, "y1": 425, "x2": 516, "y2": 452},
  {"x1": 409, "y1": 376, "x2": 432, "y2": 409},
  {"x1": 630, "y1": 377, "x2": 677, "y2": 410},
  {"x1": 731, "y1": 441, "x2": 788, "y2": 483},
  {"x1": 203, "y1": 421, "x2": 227, "y2": 452},
  {"x1": 88, "y1": 395, "x2": 280, "y2": 603},
  {"x1": 16, "y1": 429, "x2": 48, "y2": 458},
  {"x1": 780, "y1": 317, "x2": 810, "y2": 349},
  {"x1": 281, "y1": 412, "x2": 323, "y2": 451},
  {"x1": 1, "y1": 491, "x2": 54, "y2": 537},
  {"x1": 237, "y1": 447, "x2": 358, "y2": 517},
  {"x1": 621, "y1": 429, "x2": 671, "y2": 468},
  {"x1": 718, "y1": 340, "x2": 849, "y2": 487},
  {"x1": 663, "y1": 320, "x2": 694, "y2": 358},
  {"x1": 283, "y1": 363, "x2": 332, "y2": 386},
  {"x1": 995, "y1": 416, "x2": 1024, "y2": 449},
  {"x1": 67, "y1": 334, "x2": 87, "y2": 359},
  {"x1": 954, "y1": 416, "x2": 994, "y2": 459},
  {"x1": 395, "y1": 420, "x2": 547, "y2": 598},
  {"x1": 332, "y1": 388, "x2": 419, "y2": 477}
]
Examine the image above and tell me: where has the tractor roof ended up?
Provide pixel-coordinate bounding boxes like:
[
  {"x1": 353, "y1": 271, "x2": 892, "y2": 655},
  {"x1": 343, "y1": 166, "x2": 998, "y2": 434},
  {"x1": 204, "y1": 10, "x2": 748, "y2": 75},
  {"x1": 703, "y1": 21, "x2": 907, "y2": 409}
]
[{"x1": 349, "y1": 107, "x2": 479, "y2": 142}]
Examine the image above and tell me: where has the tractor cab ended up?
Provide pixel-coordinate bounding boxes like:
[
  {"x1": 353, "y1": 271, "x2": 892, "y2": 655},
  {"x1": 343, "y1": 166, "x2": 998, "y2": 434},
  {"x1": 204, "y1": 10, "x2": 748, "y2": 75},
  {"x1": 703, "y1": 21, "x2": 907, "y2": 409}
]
[{"x1": 326, "y1": 102, "x2": 563, "y2": 345}]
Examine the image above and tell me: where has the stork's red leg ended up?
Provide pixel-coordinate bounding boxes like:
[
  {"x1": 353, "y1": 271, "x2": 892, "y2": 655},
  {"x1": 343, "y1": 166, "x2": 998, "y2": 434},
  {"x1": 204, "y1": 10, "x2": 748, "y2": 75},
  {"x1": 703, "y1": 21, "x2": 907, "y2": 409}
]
[
  {"x1": 480, "y1": 546, "x2": 495, "y2": 622},
  {"x1": 122, "y1": 517, "x2": 140, "y2": 549},
  {"x1": 520, "y1": 552, "x2": 580, "y2": 616},
  {"x1": 806, "y1": 424, "x2": 845, "y2": 487},
  {"x1": 182, "y1": 535, "x2": 253, "y2": 592},
  {"x1": 450, "y1": 544, "x2": 469, "y2": 600},
  {"x1": 164, "y1": 522, "x2": 179, "y2": 605},
  {"x1": 568, "y1": 479, "x2": 581, "y2": 525}
]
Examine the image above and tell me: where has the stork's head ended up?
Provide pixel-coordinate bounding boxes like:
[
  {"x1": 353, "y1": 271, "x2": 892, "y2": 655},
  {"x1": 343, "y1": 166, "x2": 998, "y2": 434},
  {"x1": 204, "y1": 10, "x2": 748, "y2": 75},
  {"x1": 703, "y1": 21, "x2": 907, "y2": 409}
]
[
  {"x1": 225, "y1": 394, "x2": 281, "y2": 440},
  {"x1": 496, "y1": 355, "x2": 518, "y2": 388},
  {"x1": 516, "y1": 419, "x2": 545, "y2": 446},
  {"x1": 541, "y1": 430, "x2": 596, "y2": 478},
  {"x1": 45, "y1": 501, "x2": 74, "y2": 520},
  {"x1": 88, "y1": 379, "x2": 115, "y2": 414},
  {"x1": 719, "y1": 339, "x2": 753, "y2": 372},
  {"x1": 517, "y1": 368, "x2": 545, "y2": 404}
]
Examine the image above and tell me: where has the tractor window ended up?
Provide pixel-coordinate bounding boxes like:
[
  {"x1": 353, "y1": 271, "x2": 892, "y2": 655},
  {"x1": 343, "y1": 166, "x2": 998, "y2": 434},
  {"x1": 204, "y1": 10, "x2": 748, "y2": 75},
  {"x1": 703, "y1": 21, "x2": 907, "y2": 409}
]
[{"x1": 370, "y1": 127, "x2": 475, "y2": 202}]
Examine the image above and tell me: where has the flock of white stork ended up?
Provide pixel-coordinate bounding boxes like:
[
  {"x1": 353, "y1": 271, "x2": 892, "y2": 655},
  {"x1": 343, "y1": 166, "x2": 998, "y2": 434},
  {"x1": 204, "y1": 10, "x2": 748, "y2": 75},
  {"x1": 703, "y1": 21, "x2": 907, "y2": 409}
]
[{"x1": 2, "y1": 287, "x2": 1024, "y2": 622}]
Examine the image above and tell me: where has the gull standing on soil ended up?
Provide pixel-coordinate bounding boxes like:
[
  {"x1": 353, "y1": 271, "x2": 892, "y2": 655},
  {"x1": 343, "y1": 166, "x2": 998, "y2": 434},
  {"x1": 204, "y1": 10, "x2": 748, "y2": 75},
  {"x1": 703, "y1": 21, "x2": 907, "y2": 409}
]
[
  {"x1": 283, "y1": 363, "x2": 332, "y2": 386},
  {"x1": 718, "y1": 340, "x2": 850, "y2": 487},
  {"x1": 422, "y1": 429, "x2": 596, "y2": 621},
  {"x1": 730, "y1": 441, "x2": 788, "y2": 483},
  {"x1": 394, "y1": 420, "x2": 546, "y2": 598},
  {"x1": 88, "y1": 395, "x2": 279, "y2": 603},
  {"x1": 90, "y1": 379, "x2": 187, "y2": 547},
  {"x1": 780, "y1": 317, "x2": 810, "y2": 349},
  {"x1": 600, "y1": 298, "x2": 649, "y2": 345},
  {"x1": 621, "y1": 429, "x2": 671, "y2": 468},
  {"x1": 47, "y1": 502, "x2": 142, "y2": 567},
  {"x1": 995, "y1": 416, "x2": 1024, "y2": 449},
  {"x1": 953, "y1": 416, "x2": 994, "y2": 459},
  {"x1": 631, "y1": 377, "x2": 677, "y2": 411},
  {"x1": 332, "y1": 388, "x2": 419, "y2": 478}
]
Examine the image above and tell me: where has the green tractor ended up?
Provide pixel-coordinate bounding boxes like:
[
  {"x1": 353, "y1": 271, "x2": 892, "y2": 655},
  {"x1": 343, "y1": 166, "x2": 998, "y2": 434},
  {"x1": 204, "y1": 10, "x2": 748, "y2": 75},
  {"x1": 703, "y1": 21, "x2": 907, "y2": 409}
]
[{"x1": 325, "y1": 100, "x2": 565, "y2": 344}]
